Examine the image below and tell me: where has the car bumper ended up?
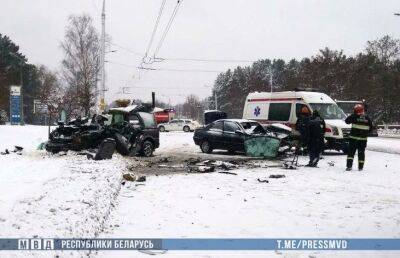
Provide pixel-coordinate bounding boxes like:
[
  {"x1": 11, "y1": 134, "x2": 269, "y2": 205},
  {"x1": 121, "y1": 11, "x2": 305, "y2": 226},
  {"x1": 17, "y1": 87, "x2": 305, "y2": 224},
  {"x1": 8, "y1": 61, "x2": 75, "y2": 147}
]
[{"x1": 325, "y1": 137, "x2": 349, "y2": 151}]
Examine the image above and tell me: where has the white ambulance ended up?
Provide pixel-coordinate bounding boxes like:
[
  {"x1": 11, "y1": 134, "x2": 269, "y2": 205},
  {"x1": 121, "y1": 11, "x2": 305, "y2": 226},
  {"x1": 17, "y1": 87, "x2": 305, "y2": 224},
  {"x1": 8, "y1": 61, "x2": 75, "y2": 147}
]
[{"x1": 242, "y1": 90, "x2": 351, "y2": 152}]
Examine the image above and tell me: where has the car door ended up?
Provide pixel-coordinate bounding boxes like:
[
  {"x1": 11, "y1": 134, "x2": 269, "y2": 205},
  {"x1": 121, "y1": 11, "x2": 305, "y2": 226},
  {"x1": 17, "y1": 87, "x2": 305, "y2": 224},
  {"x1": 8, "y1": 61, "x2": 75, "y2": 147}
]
[
  {"x1": 223, "y1": 121, "x2": 245, "y2": 151},
  {"x1": 207, "y1": 121, "x2": 224, "y2": 149},
  {"x1": 167, "y1": 120, "x2": 178, "y2": 131}
]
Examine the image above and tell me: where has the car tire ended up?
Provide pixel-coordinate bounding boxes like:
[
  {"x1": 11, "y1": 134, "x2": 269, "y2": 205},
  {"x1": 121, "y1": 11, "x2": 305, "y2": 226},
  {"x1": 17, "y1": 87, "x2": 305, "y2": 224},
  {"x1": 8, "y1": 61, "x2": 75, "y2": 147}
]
[
  {"x1": 159, "y1": 126, "x2": 165, "y2": 132},
  {"x1": 140, "y1": 140, "x2": 154, "y2": 157},
  {"x1": 183, "y1": 125, "x2": 190, "y2": 132},
  {"x1": 200, "y1": 140, "x2": 213, "y2": 154}
]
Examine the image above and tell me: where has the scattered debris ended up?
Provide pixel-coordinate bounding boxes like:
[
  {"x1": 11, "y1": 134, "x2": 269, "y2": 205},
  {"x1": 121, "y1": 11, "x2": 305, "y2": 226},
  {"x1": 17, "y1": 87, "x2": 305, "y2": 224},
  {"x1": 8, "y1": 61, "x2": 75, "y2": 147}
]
[
  {"x1": 1, "y1": 146, "x2": 23, "y2": 155},
  {"x1": 1, "y1": 149, "x2": 9, "y2": 155},
  {"x1": 328, "y1": 161, "x2": 335, "y2": 166},
  {"x1": 283, "y1": 162, "x2": 297, "y2": 170},
  {"x1": 136, "y1": 176, "x2": 146, "y2": 182},
  {"x1": 188, "y1": 165, "x2": 215, "y2": 173},
  {"x1": 257, "y1": 178, "x2": 269, "y2": 183},
  {"x1": 14, "y1": 146, "x2": 23, "y2": 152},
  {"x1": 218, "y1": 171, "x2": 238, "y2": 175},
  {"x1": 123, "y1": 173, "x2": 137, "y2": 181},
  {"x1": 269, "y1": 174, "x2": 286, "y2": 179}
]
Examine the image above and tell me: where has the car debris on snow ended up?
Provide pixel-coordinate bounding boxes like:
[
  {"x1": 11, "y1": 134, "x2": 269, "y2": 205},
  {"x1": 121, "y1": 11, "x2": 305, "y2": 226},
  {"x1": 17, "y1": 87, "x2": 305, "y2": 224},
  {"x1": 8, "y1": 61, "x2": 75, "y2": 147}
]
[{"x1": 269, "y1": 174, "x2": 286, "y2": 179}]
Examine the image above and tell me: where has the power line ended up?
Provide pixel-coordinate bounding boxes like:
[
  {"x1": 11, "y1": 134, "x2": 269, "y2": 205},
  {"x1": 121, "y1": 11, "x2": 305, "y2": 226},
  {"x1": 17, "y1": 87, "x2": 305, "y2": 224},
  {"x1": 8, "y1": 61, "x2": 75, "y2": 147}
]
[
  {"x1": 158, "y1": 57, "x2": 256, "y2": 63},
  {"x1": 138, "y1": 66, "x2": 223, "y2": 73},
  {"x1": 153, "y1": 0, "x2": 183, "y2": 57},
  {"x1": 121, "y1": 86, "x2": 212, "y2": 90},
  {"x1": 106, "y1": 60, "x2": 223, "y2": 73},
  {"x1": 109, "y1": 42, "x2": 142, "y2": 56},
  {"x1": 144, "y1": 0, "x2": 167, "y2": 57}
]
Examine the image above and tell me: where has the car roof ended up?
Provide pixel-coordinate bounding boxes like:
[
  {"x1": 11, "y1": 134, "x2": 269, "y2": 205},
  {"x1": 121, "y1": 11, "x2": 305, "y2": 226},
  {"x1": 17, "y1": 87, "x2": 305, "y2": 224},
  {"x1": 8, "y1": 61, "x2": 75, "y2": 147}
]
[
  {"x1": 215, "y1": 119, "x2": 255, "y2": 123},
  {"x1": 246, "y1": 91, "x2": 335, "y2": 104}
]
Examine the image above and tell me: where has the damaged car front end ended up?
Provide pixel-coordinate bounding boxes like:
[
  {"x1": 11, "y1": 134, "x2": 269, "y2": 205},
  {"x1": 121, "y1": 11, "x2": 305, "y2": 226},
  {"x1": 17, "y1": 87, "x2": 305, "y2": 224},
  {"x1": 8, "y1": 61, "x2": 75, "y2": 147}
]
[{"x1": 45, "y1": 104, "x2": 160, "y2": 157}]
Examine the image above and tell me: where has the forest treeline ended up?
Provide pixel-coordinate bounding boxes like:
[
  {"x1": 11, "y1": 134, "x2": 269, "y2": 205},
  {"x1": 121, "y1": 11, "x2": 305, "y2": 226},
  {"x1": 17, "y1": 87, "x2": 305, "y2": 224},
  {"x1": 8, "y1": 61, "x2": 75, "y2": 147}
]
[{"x1": 206, "y1": 35, "x2": 400, "y2": 123}]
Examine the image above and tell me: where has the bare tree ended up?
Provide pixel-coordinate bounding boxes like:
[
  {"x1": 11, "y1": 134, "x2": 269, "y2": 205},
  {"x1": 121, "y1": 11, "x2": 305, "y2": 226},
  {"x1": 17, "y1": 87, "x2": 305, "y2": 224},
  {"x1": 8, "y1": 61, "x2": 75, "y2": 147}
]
[
  {"x1": 61, "y1": 14, "x2": 100, "y2": 116},
  {"x1": 36, "y1": 65, "x2": 61, "y2": 108},
  {"x1": 366, "y1": 35, "x2": 400, "y2": 64}
]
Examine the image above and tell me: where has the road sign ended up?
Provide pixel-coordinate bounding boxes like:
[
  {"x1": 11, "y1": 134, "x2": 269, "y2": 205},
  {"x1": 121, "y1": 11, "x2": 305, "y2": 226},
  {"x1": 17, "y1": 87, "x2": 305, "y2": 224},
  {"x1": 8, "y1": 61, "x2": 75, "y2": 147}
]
[{"x1": 10, "y1": 86, "x2": 21, "y2": 125}]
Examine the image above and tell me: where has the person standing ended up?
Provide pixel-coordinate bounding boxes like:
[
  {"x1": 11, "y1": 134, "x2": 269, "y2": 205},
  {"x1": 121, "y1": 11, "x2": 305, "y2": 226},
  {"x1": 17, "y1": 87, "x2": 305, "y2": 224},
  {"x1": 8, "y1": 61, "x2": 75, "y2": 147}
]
[
  {"x1": 306, "y1": 110, "x2": 326, "y2": 167},
  {"x1": 345, "y1": 104, "x2": 373, "y2": 171},
  {"x1": 295, "y1": 106, "x2": 312, "y2": 150}
]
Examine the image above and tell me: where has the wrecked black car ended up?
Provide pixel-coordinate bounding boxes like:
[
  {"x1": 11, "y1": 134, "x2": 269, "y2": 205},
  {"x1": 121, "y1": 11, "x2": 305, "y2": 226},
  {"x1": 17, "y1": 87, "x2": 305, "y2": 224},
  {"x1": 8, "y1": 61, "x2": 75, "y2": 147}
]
[
  {"x1": 45, "y1": 104, "x2": 159, "y2": 157},
  {"x1": 193, "y1": 119, "x2": 295, "y2": 158}
]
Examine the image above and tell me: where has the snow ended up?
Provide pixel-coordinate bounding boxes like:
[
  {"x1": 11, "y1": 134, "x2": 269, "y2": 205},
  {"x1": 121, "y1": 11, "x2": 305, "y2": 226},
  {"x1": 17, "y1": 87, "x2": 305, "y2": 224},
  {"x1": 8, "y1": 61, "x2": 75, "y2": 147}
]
[
  {"x1": 1, "y1": 126, "x2": 400, "y2": 258},
  {"x1": 0, "y1": 125, "x2": 127, "y2": 257},
  {"x1": 109, "y1": 105, "x2": 137, "y2": 113},
  {"x1": 367, "y1": 137, "x2": 400, "y2": 154}
]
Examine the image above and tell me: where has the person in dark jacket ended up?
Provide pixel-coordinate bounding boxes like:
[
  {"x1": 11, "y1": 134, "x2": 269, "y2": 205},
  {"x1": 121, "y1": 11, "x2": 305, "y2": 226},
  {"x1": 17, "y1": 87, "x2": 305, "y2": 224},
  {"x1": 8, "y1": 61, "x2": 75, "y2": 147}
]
[
  {"x1": 295, "y1": 106, "x2": 312, "y2": 149},
  {"x1": 306, "y1": 110, "x2": 326, "y2": 167},
  {"x1": 345, "y1": 104, "x2": 373, "y2": 171}
]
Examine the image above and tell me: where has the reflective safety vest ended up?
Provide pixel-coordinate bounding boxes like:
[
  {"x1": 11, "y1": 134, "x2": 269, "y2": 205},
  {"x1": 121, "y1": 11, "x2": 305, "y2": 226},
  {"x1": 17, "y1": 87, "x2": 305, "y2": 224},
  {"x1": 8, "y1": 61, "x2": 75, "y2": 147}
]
[{"x1": 345, "y1": 114, "x2": 372, "y2": 141}]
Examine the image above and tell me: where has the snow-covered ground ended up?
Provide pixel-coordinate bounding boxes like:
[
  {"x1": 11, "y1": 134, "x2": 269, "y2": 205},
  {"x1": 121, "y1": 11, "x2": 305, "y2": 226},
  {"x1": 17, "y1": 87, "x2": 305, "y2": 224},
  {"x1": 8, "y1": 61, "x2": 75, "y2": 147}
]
[{"x1": 0, "y1": 126, "x2": 399, "y2": 258}]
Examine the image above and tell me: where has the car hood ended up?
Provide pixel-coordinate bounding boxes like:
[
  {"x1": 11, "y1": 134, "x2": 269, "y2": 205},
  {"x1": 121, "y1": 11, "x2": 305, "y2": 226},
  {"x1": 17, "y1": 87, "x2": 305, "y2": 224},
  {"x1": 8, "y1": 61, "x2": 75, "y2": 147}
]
[{"x1": 325, "y1": 119, "x2": 351, "y2": 129}]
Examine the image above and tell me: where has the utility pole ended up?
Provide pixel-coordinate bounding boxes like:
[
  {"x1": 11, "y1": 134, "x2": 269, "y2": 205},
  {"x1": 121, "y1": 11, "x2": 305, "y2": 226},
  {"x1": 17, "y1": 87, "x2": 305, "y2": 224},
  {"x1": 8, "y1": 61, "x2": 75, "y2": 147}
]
[
  {"x1": 99, "y1": 0, "x2": 106, "y2": 113},
  {"x1": 270, "y1": 65, "x2": 273, "y2": 93},
  {"x1": 214, "y1": 91, "x2": 218, "y2": 110}
]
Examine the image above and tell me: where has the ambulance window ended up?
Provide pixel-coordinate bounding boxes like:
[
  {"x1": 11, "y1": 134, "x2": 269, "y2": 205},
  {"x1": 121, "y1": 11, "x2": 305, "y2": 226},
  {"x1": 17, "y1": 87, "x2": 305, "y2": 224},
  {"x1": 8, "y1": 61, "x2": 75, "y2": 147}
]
[
  {"x1": 268, "y1": 103, "x2": 291, "y2": 121},
  {"x1": 296, "y1": 103, "x2": 309, "y2": 116}
]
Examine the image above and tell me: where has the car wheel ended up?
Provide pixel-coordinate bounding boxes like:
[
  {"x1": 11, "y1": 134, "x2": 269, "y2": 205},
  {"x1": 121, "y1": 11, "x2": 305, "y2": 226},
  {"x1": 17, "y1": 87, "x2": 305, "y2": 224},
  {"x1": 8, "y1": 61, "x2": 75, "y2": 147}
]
[
  {"x1": 200, "y1": 140, "x2": 213, "y2": 154},
  {"x1": 159, "y1": 126, "x2": 165, "y2": 132},
  {"x1": 183, "y1": 125, "x2": 190, "y2": 132},
  {"x1": 140, "y1": 140, "x2": 154, "y2": 157}
]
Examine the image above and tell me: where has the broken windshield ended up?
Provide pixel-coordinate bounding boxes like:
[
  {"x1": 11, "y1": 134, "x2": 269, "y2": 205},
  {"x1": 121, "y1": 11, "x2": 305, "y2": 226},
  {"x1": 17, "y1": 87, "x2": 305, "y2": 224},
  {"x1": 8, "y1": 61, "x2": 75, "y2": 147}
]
[{"x1": 240, "y1": 122, "x2": 265, "y2": 134}]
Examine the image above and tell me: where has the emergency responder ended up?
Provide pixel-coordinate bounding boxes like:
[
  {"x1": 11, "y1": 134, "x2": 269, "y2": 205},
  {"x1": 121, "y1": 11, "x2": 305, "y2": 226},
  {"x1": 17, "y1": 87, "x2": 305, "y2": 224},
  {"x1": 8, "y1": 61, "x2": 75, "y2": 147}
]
[
  {"x1": 295, "y1": 106, "x2": 312, "y2": 149},
  {"x1": 306, "y1": 110, "x2": 326, "y2": 167},
  {"x1": 345, "y1": 104, "x2": 373, "y2": 171}
]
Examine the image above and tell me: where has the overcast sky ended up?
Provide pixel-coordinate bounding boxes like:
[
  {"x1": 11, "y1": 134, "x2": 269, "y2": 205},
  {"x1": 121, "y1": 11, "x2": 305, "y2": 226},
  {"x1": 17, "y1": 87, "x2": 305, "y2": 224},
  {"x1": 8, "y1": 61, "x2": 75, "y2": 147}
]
[{"x1": 1, "y1": 0, "x2": 400, "y2": 105}]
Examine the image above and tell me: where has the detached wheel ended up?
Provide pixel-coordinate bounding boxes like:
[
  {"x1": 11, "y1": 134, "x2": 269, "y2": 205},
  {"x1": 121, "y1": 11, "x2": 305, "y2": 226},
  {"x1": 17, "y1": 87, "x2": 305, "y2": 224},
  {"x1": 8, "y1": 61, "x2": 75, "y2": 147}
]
[
  {"x1": 159, "y1": 126, "x2": 165, "y2": 132},
  {"x1": 140, "y1": 140, "x2": 154, "y2": 157},
  {"x1": 200, "y1": 140, "x2": 213, "y2": 154},
  {"x1": 183, "y1": 126, "x2": 190, "y2": 132}
]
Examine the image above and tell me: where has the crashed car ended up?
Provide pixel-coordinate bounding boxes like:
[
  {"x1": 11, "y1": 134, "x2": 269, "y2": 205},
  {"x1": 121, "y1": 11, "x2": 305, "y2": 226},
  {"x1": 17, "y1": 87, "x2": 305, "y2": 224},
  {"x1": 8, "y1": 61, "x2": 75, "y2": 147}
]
[
  {"x1": 45, "y1": 104, "x2": 159, "y2": 157},
  {"x1": 193, "y1": 119, "x2": 284, "y2": 156},
  {"x1": 108, "y1": 105, "x2": 160, "y2": 157}
]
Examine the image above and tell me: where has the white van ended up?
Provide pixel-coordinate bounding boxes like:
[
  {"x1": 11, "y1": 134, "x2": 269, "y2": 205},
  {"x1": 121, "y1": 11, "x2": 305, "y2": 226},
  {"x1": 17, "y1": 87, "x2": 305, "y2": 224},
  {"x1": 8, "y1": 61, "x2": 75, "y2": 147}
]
[{"x1": 242, "y1": 90, "x2": 351, "y2": 152}]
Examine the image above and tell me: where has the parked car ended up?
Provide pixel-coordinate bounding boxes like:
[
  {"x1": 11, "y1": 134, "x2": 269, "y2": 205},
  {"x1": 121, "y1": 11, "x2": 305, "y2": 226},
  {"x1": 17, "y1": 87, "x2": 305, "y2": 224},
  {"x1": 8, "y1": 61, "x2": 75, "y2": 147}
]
[
  {"x1": 242, "y1": 89, "x2": 351, "y2": 152},
  {"x1": 158, "y1": 119, "x2": 200, "y2": 132},
  {"x1": 193, "y1": 119, "x2": 267, "y2": 154}
]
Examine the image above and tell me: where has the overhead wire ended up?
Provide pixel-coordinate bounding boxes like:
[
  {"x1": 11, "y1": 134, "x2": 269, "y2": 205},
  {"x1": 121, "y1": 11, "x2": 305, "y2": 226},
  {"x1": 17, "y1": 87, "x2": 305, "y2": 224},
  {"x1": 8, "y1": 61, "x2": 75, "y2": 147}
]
[
  {"x1": 144, "y1": 0, "x2": 167, "y2": 58},
  {"x1": 109, "y1": 42, "x2": 143, "y2": 56},
  {"x1": 107, "y1": 60, "x2": 223, "y2": 73},
  {"x1": 153, "y1": 0, "x2": 183, "y2": 57},
  {"x1": 157, "y1": 57, "x2": 256, "y2": 63}
]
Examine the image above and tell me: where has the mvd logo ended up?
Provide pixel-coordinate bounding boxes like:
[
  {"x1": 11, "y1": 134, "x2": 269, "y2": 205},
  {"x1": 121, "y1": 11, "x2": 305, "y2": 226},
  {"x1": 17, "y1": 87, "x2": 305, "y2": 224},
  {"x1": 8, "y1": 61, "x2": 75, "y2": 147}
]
[{"x1": 18, "y1": 239, "x2": 54, "y2": 250}]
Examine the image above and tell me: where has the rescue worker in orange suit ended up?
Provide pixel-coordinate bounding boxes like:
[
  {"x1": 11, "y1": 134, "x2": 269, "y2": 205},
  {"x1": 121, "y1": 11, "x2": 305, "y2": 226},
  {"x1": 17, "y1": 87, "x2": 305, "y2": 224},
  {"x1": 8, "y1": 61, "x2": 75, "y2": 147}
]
[{"x1": 345, "y1": 104, "x2": 373, "y2": 171}]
